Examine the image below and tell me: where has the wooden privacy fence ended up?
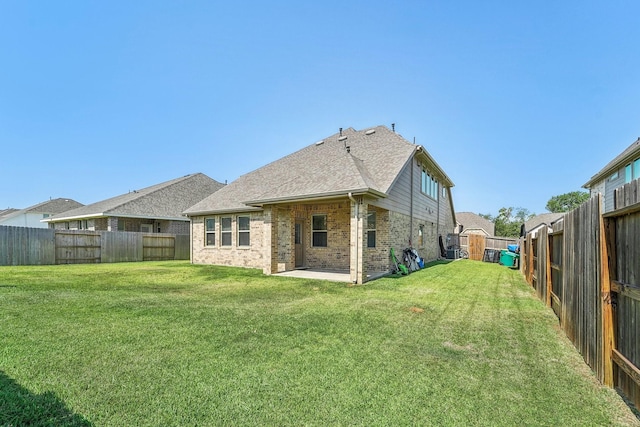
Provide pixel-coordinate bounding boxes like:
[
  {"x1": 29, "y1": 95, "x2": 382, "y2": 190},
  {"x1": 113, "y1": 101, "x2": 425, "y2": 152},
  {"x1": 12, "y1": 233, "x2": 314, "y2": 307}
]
[
  {"x1": 0, "y1": 226, "x2": 190, "y2": 266},
  {"x1": 459, "y1": 234, "x2": 519, "y2": 261},
  {"x1": 521, "y1": 188, "x2": 640, "y2": 410}
]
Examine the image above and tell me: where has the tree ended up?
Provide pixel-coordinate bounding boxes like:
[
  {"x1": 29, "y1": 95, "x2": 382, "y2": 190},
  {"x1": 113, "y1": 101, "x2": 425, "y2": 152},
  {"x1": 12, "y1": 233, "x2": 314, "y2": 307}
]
[
  {"x1": 493, "y1": 207, "x2": 535, "y2": 237},
  {"x1": 545, "y1": 191, "x2": 590, "y2": 213},
  {"x1": 475, "y1": 208, "x2": 535, "y2": 237}
]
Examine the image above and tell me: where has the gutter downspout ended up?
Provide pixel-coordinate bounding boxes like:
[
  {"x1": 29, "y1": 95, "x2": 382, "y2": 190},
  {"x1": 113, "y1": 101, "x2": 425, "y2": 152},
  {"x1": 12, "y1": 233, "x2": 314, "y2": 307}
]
[
  {"x1": 410, "y1": 156, "x2": 414, "y2": 246},
  {"x1": 348, "y1": 192, "x2": 359, "y2": 284},
  {"x1": 190, "y1": 217, "x2": 194, "y2": 265},
  {"x1": 437, "y1": 184, "x2": 441, "y2": 257}
]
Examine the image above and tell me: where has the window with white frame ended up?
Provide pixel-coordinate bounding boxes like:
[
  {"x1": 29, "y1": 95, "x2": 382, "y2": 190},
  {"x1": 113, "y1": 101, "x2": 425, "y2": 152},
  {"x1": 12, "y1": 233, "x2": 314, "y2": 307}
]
[
  {"x1": 421, "y1": 169, "x2": 438, "y2": 200},
  {"x1": 221, "y1": 217, "x2": 232, "y2": 246},
  {"x1": 237, "y1": 216, "x2": 250, "y2": 246},
  {"x1": 367, "y1": 211, "x2": 376, "y2": 248},
  {"x1": 205, "y1": 218, "x2": 216, "y2": 246},
  {"x1": 312, "y1": 214, "x2": 327, "y2": 247}
]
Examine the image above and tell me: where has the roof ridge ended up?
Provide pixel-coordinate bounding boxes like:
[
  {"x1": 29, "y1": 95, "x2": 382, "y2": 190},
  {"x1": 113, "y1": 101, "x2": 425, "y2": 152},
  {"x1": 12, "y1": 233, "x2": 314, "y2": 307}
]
[{"x1": 347, "y1": 153, "x2": 379, "y2": 191}]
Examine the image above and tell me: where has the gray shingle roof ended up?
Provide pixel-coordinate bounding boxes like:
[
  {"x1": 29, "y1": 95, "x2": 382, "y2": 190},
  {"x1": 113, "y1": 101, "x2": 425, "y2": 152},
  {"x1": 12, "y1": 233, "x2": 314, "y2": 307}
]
[
  {"x1": 524, "y1": 212, "x2": 564, "y2": 233},
  {"x1": 47, "y1": 173, "x2": 224, "y2": 221},
  {"x1": 455, "y1": 212, "x2": 494, "y2": 236},
  {"x1": 0, "y1": 199, "x2": 83, "y2": 223},
  {"x1": 24, "y1": 198, "x2": 84, "y2": 214},
  {"x1": 185, "y1": 125, "x2": 453, "y2": 215},
  {"x1": 0, "y1": 208, "x2": 19, "y2": 219},
  {"x1": 584, "y1": 137, "x2": 640, "y2": 188}
]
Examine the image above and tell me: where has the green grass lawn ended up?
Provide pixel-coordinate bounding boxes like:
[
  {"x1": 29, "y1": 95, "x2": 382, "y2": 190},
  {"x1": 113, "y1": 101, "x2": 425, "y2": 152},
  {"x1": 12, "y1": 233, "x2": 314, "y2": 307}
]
[{"x1": 0, "y1": 260, "x2": 638, "y2": 426}]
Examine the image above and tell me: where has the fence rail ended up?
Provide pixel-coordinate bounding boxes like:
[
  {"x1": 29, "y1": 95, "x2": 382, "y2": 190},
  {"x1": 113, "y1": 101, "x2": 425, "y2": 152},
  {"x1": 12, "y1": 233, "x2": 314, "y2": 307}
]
[
  {"x1": 0, "y1": 226, "x2": 190, "y2": 266},
  {"x1": 521, "y1": 189, "x2": 640, "y2": 411}
]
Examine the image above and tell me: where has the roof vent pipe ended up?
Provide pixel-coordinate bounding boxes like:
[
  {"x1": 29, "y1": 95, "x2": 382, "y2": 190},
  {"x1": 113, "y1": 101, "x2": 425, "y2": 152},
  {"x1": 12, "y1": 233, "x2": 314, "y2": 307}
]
[
  {"x1": 339, "y1": 127, "x2": 343, "y2": 136},
  {"x1": 391, "y1": 123, "x2": 395, "y2": 132}
]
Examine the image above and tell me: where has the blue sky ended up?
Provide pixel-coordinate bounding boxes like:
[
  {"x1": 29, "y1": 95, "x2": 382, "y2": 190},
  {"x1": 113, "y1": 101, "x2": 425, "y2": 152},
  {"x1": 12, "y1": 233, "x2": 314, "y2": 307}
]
[{"x1": 2, "y1": 1, "x2": 639, "y2": 217}]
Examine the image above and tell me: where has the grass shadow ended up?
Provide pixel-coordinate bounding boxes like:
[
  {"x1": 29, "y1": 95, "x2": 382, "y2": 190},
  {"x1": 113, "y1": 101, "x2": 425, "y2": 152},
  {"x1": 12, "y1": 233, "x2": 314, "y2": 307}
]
[
  {"x1": 386, "y1": 259, "x2": 455, "y2": 279},
  {"x1": 0, "y1": 371, "x2": 92, "y2": 427}
]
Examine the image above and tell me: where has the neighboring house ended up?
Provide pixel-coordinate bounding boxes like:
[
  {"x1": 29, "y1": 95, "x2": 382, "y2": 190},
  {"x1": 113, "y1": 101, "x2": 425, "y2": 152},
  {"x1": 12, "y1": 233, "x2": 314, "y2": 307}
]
[
  {"x1": 583, "y1": 137, "x2": 640, "y2": 213},
  {"x1": 524, "y1": 212, "x2": 564, "y2": 237},
  {"x1": 0, "y1": 208, "x2": 19, "y2": 221},
  {"x1": 44, "y1": 173, "x2": 224, "y2": 234},
  {"x1": 454, "y1": 212, "x2": 494, "y2": 236},
  {"x1": 0, "y1": 198, "x2": 83, "y2": 228},
  {"x1": 184, "y1": 125, "x2": 456, "y2": 284}
]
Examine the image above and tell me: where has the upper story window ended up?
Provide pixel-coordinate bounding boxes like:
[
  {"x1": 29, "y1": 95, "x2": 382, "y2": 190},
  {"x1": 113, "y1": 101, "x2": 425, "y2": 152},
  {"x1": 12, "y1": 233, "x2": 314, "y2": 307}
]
[
  {"x1": 625, "y1": 158, "x2": 640, "y2": 183},
  {"x1": 205, "y1": 218, "x2": 216, "y2": 246},
  {"x1": 237, "y1": 216, "x2": 250, "y2": 246},
  {"x1": 312, "y1": 214, "x2": 328, "y2": 247},
  {"x1": 421, "y1": 169, "x2": 438, "y2": 200}
]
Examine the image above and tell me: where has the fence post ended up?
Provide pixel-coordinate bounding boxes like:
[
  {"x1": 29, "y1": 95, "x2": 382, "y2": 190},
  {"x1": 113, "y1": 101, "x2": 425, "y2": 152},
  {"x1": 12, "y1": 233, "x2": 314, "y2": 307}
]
[
  {"x1": 527, "y1": 235, "x2": 534, "y2": 286},
  {"x1": 545, "y1": 228, "x2": 552, "y2": 308},
  {"x1": 599, "y1": 194, "x2": 614, "y2": 387}
]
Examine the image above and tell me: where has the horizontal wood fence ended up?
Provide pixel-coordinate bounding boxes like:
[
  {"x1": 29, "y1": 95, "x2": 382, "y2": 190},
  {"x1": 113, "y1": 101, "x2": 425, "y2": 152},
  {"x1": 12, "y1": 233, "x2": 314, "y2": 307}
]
[
  {"x1": 459, "y1": 234, "x2": 519, "y2": 261},
  {"x1": 521, "y1": 188, "x2": 640, "y2": 411},
  {"x1": 0, "y1": 226, "x2": 189, "y2": 266}
]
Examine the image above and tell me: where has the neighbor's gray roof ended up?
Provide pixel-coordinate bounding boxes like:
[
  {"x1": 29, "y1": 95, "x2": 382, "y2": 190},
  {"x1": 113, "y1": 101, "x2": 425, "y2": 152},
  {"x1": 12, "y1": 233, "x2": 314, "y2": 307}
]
[
  {"x1": 524, "y1": 212, "x2": 564, "y2": 233},
  {"x1": 583, "y1": 137, "x2": 640, "y2": 188},
  {"x1": 455, "y1": 212, "x2": 494, "y2": 236},
  {"x1": 0, "y1": 208, "x2": 19, "y2": 219},
  {"x1": 47, "y1": 173, "x2": 224, "y2": 222},
  {"x1": 24, "y1": 198, "x2": 84, "y2": 214},
  {"x1": 185, "y1": 125, "x2": 454, "y2": 215},
  {"x1": 0, "y1": 199, "x2": 83, "y2": 222}
]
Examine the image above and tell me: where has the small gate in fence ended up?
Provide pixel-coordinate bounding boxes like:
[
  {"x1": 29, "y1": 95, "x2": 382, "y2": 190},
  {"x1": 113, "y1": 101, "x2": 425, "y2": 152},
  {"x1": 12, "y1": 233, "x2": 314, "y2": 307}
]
[{"x1": 459, "y1": 234, "x2": 519, "y2": 262}]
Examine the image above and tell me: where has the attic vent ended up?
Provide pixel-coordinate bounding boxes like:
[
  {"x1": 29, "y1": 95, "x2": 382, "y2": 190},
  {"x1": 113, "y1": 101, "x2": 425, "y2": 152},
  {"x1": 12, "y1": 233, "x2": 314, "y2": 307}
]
[
  {"x1": 365, "y1": 129, "x2": 375, "y2": 135},
  {"x1": 338, "y1": 136, "x2": 347, "y2": 141},
  {"x1": 315, "y1": 140, "x2": 324, "y2": 146}
]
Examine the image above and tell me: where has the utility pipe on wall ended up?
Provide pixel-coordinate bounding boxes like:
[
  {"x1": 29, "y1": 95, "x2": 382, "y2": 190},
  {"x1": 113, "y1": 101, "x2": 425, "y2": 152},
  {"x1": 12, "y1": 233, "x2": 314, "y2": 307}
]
[
  {"x1": 410, "y1": 154, "x2": 414, "y2": 245},
  {"x1": 437, "y1": 183, "x2": 441, "y2": 254}
]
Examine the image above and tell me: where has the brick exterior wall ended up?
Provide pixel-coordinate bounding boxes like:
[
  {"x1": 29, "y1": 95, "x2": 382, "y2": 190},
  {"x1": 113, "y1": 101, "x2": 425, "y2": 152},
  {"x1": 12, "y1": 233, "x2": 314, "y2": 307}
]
[
  {"x1": 191, "y1": 212, "x2": 266, "y2": 269},
  {"x1": 301, "y1": 202, "x2": 351, "y2": 270},
  {"x1": 189, "y1": 196, "x2": 452, "y2": 282},
  {"x1": 190, "y1": 201, "x2": 358, "y2": 274},
  {"x1": 364, "y1": 206, "x2": 390, "y2": 274},
  {"x1": 91, "y1": 218, "x2": 104, "y2": 230},
  {"x1": 162, "y1": 220, "x2": 190, "y2": 235},
  {"x1": 275, "y1": 207, "x2": 293, "y2": 272},
  {"x1": 389, "y1": 211, "x2": 440, "y2": 263}
]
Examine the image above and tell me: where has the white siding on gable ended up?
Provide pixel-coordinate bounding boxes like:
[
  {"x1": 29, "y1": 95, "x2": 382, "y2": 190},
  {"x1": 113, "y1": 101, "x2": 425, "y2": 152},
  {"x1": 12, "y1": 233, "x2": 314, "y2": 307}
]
[
  {"x1": 373, "y1": 155, "x2": 455, "y2": 251},
  {"x1": 375, "y1": 158, "x2": 438, "y2": 221},
  {"x1": 0, "y1": 212, "x2": 52, "y2": 228}
]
